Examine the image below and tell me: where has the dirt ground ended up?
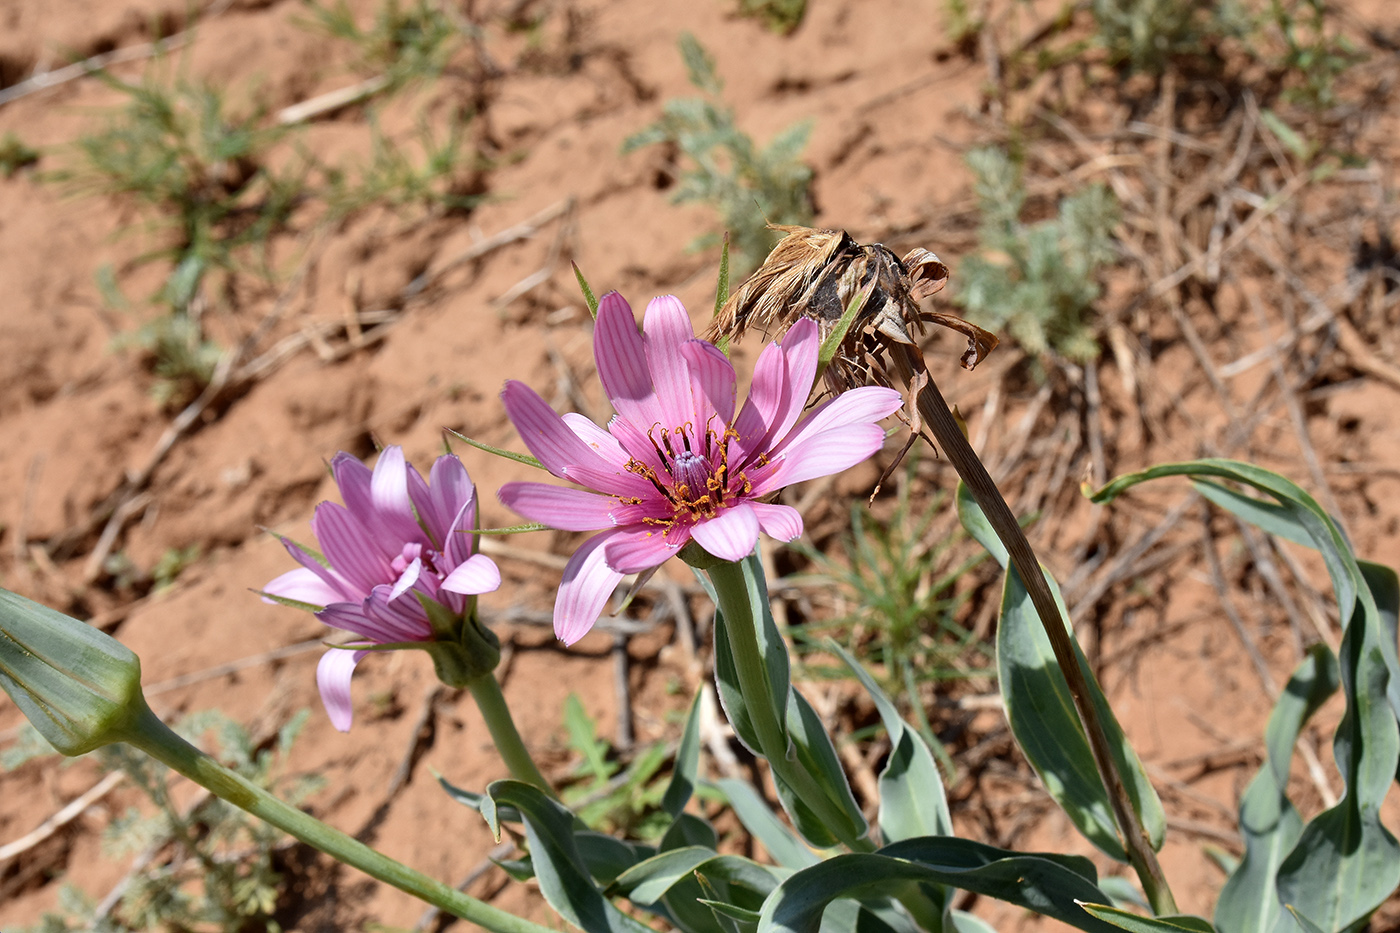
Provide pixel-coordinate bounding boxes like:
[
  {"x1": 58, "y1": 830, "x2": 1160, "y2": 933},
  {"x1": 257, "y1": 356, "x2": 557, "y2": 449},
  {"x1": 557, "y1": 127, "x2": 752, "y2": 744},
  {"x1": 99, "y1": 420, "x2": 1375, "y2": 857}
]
[{"x1": 1, "y1": 0, "x2": 1399, "y2": 930}]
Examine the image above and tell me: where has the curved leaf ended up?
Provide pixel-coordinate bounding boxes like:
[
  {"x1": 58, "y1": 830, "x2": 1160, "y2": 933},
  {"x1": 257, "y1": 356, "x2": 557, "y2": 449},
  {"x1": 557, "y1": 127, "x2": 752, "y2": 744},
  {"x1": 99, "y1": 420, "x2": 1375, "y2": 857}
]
[
  {"x1": 1080, "y1": 903, "x2": 1215, "y2": 933},
  {"x1": 1091, "y1": 459, "x2": 1400, "y2": 931},
  {"x1": 758, "y1": 839, "x2": 1117, "y2": 933},
  {"x1": 1215, "y1": 645, "x2": 1338, "y2": 933},
  {"x1": 663, "y1": 689, "x2": 706, "y2": 819},
  {"x1": 957, "y1": 483, "x2": 1166, "y2": 861},
  {"x1": 830, "y1": 642, "x2": 952, "y2": 841},
  {"x1": 712, "y1": 778, "x2": 820, "y2": 869},
  {"x1": 483, "y1": 780, "x2": 653, "y2": 933}
]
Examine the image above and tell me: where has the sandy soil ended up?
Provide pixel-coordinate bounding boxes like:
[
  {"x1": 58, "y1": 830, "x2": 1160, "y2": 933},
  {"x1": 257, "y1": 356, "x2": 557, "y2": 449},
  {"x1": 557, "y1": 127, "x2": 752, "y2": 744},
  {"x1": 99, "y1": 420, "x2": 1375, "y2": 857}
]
[{"x1": 1, "y1": 0, "x2": 1398, "y2": 930}]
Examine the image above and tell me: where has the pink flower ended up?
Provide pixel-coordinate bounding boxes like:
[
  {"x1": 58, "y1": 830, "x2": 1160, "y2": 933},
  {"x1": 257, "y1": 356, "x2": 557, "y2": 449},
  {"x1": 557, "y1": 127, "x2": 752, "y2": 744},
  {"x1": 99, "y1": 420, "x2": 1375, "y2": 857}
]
[
  {"x1": 499, "y1": 292, "x2": 902, "y2": 645},
  {"x1": 263, "y1": 447, "x2": 501, "y2": 731}
]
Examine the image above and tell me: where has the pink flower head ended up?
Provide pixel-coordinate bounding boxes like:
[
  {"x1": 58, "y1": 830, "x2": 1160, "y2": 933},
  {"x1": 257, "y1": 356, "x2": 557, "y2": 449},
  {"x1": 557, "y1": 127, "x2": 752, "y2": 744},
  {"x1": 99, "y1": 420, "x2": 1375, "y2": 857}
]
[
  {"x1": 263, "y1": 446, "x2": 501, "y2": 731},
  {"x1": 499, "y1": 292, "x2": 902, "y2": 645}
]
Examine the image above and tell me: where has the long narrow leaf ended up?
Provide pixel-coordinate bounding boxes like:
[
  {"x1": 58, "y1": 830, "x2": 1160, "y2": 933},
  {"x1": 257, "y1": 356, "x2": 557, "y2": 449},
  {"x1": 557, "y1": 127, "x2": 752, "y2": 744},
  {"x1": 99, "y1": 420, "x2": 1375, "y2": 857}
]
[{"x1": 957, "y1": 483, "x2": 1166, "y2": 861}]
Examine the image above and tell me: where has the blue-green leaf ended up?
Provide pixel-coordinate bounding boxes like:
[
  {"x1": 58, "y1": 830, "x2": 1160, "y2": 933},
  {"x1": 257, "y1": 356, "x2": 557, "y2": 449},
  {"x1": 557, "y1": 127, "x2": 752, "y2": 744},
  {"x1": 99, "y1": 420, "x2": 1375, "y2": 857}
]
[
  {"x1": 483, "y1": 780, "x2": 653, "y2": 933},
  {"x1": 663, "y1": 689, "x2": 705, "y2": 819},
  {"x1": 711, "y1": 778, "x2": 819, "y2": 869},
  {"x1": 830, "y1": 642, "x2": 952, "y2": 841},
  {"x1": 1079, "y1": 903, "x2": 1215, "y2": 933},
  {"x1": 758, "y1": 839, "x2": 1117, "y2": 933},
  {"x1": 1215, "y1": 645, "x2": 1337, "y2": 933},
  {"x1": 956, "y1": 483, "x2": 1166, "y2": 861},
  {"x1": 1091, "y1": 459, "x2": 1400, "y2": 931}
]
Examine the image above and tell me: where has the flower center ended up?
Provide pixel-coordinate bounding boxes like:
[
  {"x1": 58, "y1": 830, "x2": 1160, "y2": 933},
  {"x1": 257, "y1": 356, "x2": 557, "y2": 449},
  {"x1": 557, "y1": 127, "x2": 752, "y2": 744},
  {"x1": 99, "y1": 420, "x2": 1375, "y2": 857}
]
[{"x1": 624, "y1": 420, "x2": 752, "y2": 525}]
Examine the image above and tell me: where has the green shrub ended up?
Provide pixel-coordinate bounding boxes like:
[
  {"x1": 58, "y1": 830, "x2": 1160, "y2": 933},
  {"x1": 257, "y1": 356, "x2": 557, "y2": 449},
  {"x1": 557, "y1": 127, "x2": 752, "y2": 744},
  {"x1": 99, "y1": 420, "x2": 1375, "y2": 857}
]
[
  {"x1": 623, "y1": 33, "x2": 813, "y2": 276},
  {"x1": 954, "y1": 146, "x2": 1119, "y2": 361}
]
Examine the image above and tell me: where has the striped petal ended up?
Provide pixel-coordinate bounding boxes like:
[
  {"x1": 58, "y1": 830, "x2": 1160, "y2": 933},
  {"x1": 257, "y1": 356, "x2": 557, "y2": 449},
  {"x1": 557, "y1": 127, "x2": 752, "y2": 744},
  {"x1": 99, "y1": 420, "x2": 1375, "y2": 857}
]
[
  {"x1": 370, "y1": 447, "x2": 426, "y2": 545},
  {"x1": 643, "y1": 295, "x2": 696, "y2": 428},
  {"x1": 441, "y1": 552, "x2": 502, "y2": 595},
  {"x1": 595, "y1": 292, "x2": 664, "y2": 429},
  {"x1": 772, "y1": 386, "x2": 903, "y2": 455},
  {"x1": 317, "y1": 647, "x2": 368, "y2": 732},
  {"x1": 691, "y1": 503, "x2": 761, "y2": 562},
  {"x1": 681, "y1": 339, "x2": 737, "y2": 428},
  {"x1": 262, "y1": 567, "x2": 341, "y2": 608},
  {"x1": 311, "y1": 502, "x2": 395, "y2": 592},
  {"x1": 751, "y1": 502, "x2": 803, "y2": 541},
  {"x1": 751, "y1": 423, "x2": 888, "y2": 494},
  {"x1": 554, "y1": 530, "x2": 625, "y2": 645},
  {"x1": 499, "y1": 481, "x2": 619, "y2": 531},
  {"x1": 564, "y1": 412, "x2": 630, "y2": 466},
  {"x1": 602, "y1": 526, "x2": 690, "y2": 574},
  {"x1": 502, "y1": 381, "x2": 653, "y2": 497}
]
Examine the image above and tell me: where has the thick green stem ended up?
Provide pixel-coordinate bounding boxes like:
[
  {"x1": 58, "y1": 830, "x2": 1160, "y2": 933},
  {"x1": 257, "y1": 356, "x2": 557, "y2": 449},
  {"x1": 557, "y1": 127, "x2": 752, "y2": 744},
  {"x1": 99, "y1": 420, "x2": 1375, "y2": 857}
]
[
  {"x1": 707, "y1": 559, "x2": 873, "y2": 853},
  {"x1": 120, "y1": 701, "x2": 553, "y2": 933},
  {"x1": 893, "y1": 344, "x2": 1178, "y2": 915},
  {"x1": 468, "y1": 672, "x2": 554, "y2": 797}
]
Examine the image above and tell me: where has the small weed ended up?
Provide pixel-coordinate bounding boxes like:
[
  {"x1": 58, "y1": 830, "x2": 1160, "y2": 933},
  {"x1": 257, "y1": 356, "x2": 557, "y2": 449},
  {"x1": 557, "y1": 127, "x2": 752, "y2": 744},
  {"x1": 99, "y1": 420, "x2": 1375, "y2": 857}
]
[
  {"x1": 788, "y1": 470, "x2": 992, "y2": 755},
  {"x1": 301, "y1": 0, "x2": 464, "y2": 89},
  {"x1": 735, "y1": 0, "x2": 807, "y2": 35},
  {"x1": 152, "y1": 544, "x2": 202, "y2": 591},
  {"x1": 0, "y1": 132, "x2": 40, "y2": 176},
  {"x1": 941, "y1": 0, "x2": 983, "y2": 50},
  {"x1": 1090, "y1": 0, "x2": 1248, "y2": 74},
  {"x1": 325, "y1": 114, "x2": 481, "y2": 217},
  {"x1": 1263, "y1": 0, "x2": 1362, "y2": 110},
  {"x1": 560, "y1": 694, "x2": 672, "y2": 840},
  {"x1": 21, "y1": 710, "x2": 323, "y2": 933},
  {"x1": 623, "y1": 33, "x2": 813, "y2": 276},
  {"x1": 954, "y1": 146, "x2": 1119, "y2": 361}
]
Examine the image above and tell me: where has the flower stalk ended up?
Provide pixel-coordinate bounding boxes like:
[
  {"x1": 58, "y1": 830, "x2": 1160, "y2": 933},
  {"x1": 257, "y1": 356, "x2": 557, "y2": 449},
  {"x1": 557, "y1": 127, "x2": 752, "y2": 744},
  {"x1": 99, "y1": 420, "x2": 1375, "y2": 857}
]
[
  {"x1": 121, "y1": 702, "x2": 554, "y2": 933},
  {"x1": 705, "y1": 556, "x2": 874, "y2": 853},
  {"x1": 467, "y1": 672, "x2": 554, "y2": 796},
  {"x1": 890, "y1": 342, "x2": 1178, "y2": 915}
]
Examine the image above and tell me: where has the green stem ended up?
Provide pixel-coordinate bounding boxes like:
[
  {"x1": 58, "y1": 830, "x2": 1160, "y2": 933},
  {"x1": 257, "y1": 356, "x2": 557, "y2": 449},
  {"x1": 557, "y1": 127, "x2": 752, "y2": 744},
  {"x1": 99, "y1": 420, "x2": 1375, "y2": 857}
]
[
  {"x1": 120, "y1": 701, "x2": 553, "y2": 933},
  {"x1": 894, "y1": 344, "x2": 1178, "y2": 915},
  {"x1": 707, "y1": 559, "x2": 874, "y2": 853},
  {"x1": 468, "y1": 673, "x2": 554, "y2": 797}
]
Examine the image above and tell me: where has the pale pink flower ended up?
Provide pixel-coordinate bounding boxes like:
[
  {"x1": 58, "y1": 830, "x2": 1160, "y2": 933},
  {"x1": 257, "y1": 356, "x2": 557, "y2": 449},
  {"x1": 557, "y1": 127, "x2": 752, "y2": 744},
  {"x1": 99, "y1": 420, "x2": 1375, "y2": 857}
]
[
  {"x1": 263, "y1": 447, "x2": 501, "y2": 731},
  {"x1": 499, "y1": 292, "x2": 902, "y2": 645}
]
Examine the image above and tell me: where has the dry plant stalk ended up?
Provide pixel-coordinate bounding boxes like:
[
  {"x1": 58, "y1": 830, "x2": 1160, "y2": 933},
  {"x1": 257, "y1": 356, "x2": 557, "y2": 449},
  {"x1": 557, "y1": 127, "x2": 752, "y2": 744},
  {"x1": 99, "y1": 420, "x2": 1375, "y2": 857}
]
[{"x1": 708, "y1": 224, "x2": 1178, "y2": 914}]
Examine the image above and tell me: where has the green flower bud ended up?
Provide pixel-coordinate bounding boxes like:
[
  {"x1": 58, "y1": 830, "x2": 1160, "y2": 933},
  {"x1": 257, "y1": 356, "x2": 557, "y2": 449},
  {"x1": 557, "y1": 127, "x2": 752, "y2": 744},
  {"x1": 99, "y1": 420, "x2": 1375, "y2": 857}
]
[{"x1": 0, "y1": 588, "x2": 150, "y2": 756}]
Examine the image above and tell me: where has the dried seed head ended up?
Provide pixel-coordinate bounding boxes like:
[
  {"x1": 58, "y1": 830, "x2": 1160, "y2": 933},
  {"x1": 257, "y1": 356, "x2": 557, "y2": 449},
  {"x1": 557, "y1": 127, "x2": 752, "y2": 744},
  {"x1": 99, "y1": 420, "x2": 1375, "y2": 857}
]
[{"x1": 707, "y1": 224, "x2": 996, "y2": 395}]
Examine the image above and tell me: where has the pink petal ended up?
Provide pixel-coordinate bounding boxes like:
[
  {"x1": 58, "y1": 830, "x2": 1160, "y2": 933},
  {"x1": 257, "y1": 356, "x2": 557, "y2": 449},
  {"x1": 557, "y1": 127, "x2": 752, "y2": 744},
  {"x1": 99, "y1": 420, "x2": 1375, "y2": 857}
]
[
  {"x1": 371, "y1": 447, "x2": 425, "y2": 544},
  {"x1": 752, "y1": 423, "x2": 888, "y2": 493},
  {"x1": 554, "y1": 531, "x2": 626, "y2": 645},
  {"x1": 680, "y1": 339, "x2": 737, "y2": 427},
  {"x1": 563, "y1": 412, "x2": 630, "y2": 466},
  {"x1": 776, "y1": 386, "x2": 904, "y2": 451},
  {"x1": 273, "y1": 535, "x2": 359, "y2": 601},
  {"x1": 643, "y1": 295, "x2": 696, "y2": 428},
  {"x1": 499, "y1": 481, "x2": 618, "y2": 531},
  {"x1": 732, "y1": 338, "x2": 797, "y2": 461},
  {"x1": 311, "y1": 502, "x2": 395, "y2": 592},
  {"x1": 607, "y1": 415, "x2": 667, "y2": 475},
  {"x1": 363, "y1": 586, "x2": 435, "y2": 641},
  {"x1": 691, "y1": 503, "x2": 761, "y2": 562},
  {"x1": 317, "y1": 647, "x2": 368, "y2": 732},
  {"x1": 751, "y1": 502, "x2": 803, "y2": 541},
  {"x1": 443, "y1": 499, "x2": 478, "y2": 568},
  {"x1": 388, "y1": 557, "x2": 422, "y2": 601},
  {"x1": 417, "y1": 454, "x2": 474, "y2": 547},
  {"x1": 262, "y1": 567, "x2": 342, "y2": 607},
  {"x1": 441, "y1": 552, "x2": 502, "y2": 595},
  {"x1": 763, "y1": 318, "x2": 820, "y2": 448},
  {"x1": 602, "y1": 526, "x2": 690, "y2": 574},
  {"x1": 502, "y1": 381, "x2": 654, "y2": 497},
  {"x1": 330, "y1": 453, "x2": 390, "y2": 548},
  {"x1": 595, "y1": 292, "x2": 664, "y2": 429}
]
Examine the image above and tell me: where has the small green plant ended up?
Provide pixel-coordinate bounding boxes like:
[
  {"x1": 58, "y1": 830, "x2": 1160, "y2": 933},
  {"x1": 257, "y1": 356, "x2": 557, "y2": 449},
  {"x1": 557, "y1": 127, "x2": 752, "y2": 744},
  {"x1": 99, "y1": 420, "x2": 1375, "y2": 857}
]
[
  {"x1": 954, "y1": 146, "x2": 1120, "y2": 361},
  {"x1": 301, "y1": 0, "x2": 463, "y2": 89},
  {"x1": 788, "y1": 474, "x2": 991, "y2": 760},
  {"x1": 21, "y1": 710, "x2": 322, "y2": 933},
  {"x1": 0, "y1": 132, "x2": 40, "y2": 176},
  {"x1": 559, "y1": 694, "x2": 672, "y2": 839},
  {"x1": 1090, "y1": 0, "x2": 1248, "y2": 74},
  {"x1": 325, "y1": 115, "x2": 481, "y2": 217},
  {"x1": 735, "y1": 0, "x2": 807, "y2": 35},
  {"x1": 622, "y1": 33, "x2": 813, "y2": 276},
  {"x1": 1263, "y1": 0, "x2": 1362, "y2": 109}
]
